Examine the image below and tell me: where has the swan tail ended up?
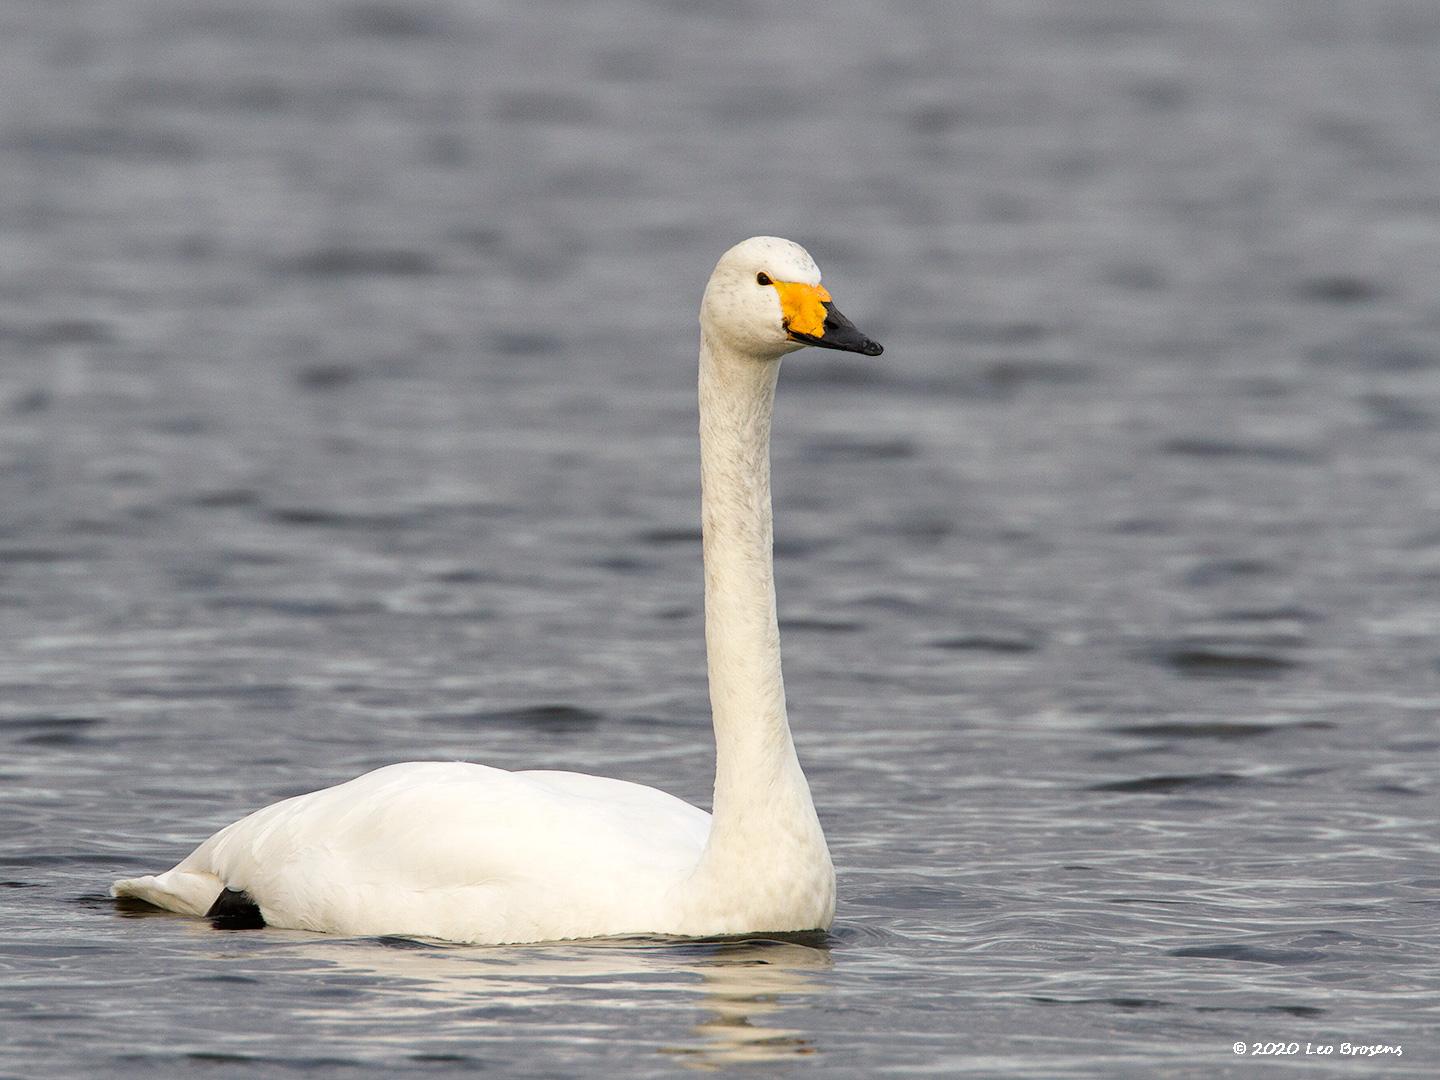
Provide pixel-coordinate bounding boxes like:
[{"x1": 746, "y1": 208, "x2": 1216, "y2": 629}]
[{"x1": 111, "y1": 869, "x2": 224, "y2": 917}]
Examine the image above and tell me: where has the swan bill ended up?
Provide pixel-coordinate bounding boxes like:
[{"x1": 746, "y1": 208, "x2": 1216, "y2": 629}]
[
  {"x1": 786, "y1": 300, "x2": 883, "y2": 356},
  {"x1": 771, "y1": 280, "x2": 882, "y2": 357}
]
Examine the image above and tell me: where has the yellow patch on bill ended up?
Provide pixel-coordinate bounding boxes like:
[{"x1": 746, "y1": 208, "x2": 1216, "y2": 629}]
[{"x1": 773, "y1": 281, "x2": 832, "y2": 338}]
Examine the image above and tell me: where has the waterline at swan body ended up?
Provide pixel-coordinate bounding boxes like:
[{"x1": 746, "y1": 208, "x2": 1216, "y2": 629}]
[{"x1": 111, "y1": 236, "x2": 884, "y2": 945}]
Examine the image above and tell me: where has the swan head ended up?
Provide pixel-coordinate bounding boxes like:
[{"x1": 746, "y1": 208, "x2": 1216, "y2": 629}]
[{"x1": 701, "y1": 236, "x2": 884, "y2": 361}]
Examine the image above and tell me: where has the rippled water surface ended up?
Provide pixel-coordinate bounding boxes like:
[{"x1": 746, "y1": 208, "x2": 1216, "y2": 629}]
[{"x1": 2, "y1": 1, "x2": 1439, "y2": 1075}]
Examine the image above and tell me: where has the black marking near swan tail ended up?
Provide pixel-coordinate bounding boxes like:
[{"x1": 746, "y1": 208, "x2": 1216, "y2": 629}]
[{"x1": 206, "y1": 887, "x2": 265, "y2": 929}]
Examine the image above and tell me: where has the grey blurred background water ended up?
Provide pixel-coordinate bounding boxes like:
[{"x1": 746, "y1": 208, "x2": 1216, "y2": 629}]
[{"x1": 1, "y1": 0, "x2": 1438, "y2": 1076}]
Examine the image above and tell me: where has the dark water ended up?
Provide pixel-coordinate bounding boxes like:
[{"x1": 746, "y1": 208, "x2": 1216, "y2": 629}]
[{"x1": 2, "y1": 0, "x2": 1438, "y2": 1075}]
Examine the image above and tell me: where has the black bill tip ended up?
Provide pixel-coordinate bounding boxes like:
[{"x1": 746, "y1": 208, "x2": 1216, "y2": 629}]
[{"x1": 788, "y1": 301, "x2": 883, "y2": 356}]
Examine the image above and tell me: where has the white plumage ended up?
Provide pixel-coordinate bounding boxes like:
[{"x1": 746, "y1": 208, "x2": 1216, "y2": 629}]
[{"x1": 113, "y1": 237, "x2": 882, "y2": 944}]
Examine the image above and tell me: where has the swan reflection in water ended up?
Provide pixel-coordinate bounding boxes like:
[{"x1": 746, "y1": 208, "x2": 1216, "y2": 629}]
[
  {"x1": 158, "y1": 917, "x2": 833, "y2": 1069},
  {"x1": 658, "y1": 935, "x2": 831, "y2": 1067}
]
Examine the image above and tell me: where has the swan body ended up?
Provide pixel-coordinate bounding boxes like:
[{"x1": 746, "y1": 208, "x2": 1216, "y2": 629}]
[{"x1": 113, "y1": 236, "x2": 883, "y2": 944}]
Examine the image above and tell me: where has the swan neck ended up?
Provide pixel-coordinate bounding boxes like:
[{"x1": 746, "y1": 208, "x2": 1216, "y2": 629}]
[
  {"x1": 696, "y1": 332, "x2": 808, "y2": 824},
  {"x1": 691, "y1": 330, "x2": 832, "y2": 932}
]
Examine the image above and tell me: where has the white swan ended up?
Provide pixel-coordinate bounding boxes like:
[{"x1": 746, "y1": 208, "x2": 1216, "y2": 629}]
[{"x1": 112, "y1": 236, "x2": 884, "y2": 945}]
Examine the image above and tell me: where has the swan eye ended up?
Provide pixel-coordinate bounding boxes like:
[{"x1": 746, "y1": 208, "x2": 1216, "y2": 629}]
[{"x1": 756, "y1": 272, "x2": 772, "y2": 286}]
